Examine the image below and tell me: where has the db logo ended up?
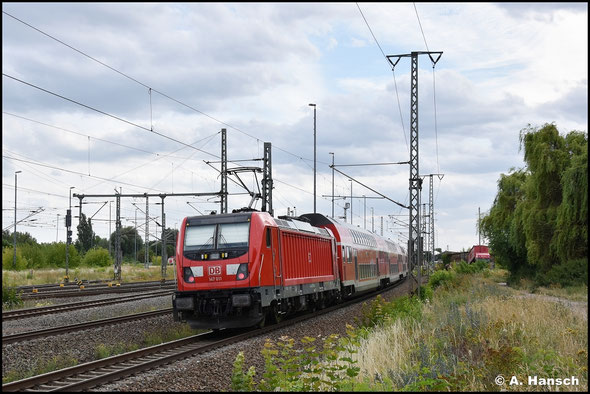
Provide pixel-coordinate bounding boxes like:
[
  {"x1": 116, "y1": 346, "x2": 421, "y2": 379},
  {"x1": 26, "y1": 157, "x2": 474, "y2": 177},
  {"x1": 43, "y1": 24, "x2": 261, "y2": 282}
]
[{"x1": 208, "y1": 266, "x2": 222, "y2": 276}]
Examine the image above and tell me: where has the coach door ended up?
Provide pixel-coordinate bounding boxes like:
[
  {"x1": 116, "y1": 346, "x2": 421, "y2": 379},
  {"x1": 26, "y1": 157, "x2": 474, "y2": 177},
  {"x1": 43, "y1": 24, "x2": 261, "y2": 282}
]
[
  {"x1": 270, "y1": 228, "x2": 282, "y2": 290},
  {"x1": 354, "y1": 248, "x2": 359, "y2": 281}
]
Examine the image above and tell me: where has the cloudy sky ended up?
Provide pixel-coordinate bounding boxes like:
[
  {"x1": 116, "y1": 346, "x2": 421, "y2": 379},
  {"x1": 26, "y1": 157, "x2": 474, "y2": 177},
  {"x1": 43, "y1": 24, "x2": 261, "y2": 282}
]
[{"x1": 2, "y1": 2, "x2": 588, "y2": 253}]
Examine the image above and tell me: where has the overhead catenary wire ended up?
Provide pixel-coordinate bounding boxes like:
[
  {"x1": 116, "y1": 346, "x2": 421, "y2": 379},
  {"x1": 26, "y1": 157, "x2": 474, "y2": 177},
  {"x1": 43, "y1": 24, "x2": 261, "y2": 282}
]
[
  {"x1": 411, "y1": 2, "x2": 443, "y2": 194},
  {"x1": 2, "y1": 10, "x2": 322, "y2": 166},
  {"x1": 2, "y1": 73, "x2": 218, "y2": 159},
  {"x1": 355, "y1": 2, "x2": 409, "y2": 155},
  {"x1": 4, "y1": 7, "x2": 415, "y2": 229}
]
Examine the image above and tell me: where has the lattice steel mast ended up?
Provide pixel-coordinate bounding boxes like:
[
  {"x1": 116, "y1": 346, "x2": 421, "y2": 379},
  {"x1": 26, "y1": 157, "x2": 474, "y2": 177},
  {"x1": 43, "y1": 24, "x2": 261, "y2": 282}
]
[{"x1": 387, "y1": 51, "x2": 442, "y2": 297}]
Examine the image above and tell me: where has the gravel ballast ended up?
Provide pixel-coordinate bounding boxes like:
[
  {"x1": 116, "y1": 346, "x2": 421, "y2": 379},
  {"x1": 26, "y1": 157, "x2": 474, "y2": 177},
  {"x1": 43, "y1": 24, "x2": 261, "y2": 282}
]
[
  {"x1": 3, "y1": 280, "x2": 415, "y2": 391},
  {"x1": 95, "y1": 279, "x2": 415, "y2": 392}
]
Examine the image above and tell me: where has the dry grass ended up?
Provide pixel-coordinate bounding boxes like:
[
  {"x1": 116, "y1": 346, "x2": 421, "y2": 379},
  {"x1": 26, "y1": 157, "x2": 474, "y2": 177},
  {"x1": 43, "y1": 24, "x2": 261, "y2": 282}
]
[
  {"x1": 2, "y1": 264, "x2": 176, "y2": 287},
  {"x1": 350, "y1": 272, "x2": 588, "y2": 391}
]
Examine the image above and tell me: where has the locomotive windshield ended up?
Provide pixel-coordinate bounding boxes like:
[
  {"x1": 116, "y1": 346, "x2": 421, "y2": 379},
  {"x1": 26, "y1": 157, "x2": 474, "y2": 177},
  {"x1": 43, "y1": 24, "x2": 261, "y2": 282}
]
[{"x1": 184, "y1": 222, "x2": 250, "y2": 252}]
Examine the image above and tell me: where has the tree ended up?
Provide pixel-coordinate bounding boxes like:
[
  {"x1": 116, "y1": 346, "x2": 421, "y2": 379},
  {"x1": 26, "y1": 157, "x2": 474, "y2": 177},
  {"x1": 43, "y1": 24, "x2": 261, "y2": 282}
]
[
  {"x1": 480, "y1": 169, "x2": 529, "y2": 277},
  {"x1": 2, "y1": 230, "x2": 37, "y2": 248},
  {"x1": 517, "y1": 123, "x2": 568, "y2": 272},
  {"x1": 109, "y1": 226, "x2": 143, "y2": 260},
  {"x1": 482, "y1": 123, "x2": 588, "y2": 285},
  {"x1": 76, "y1": 213, "x2": 93, "y2": 255},
  {"x1": 552, "y1": 131, "x2": 588, "y2": 263}
]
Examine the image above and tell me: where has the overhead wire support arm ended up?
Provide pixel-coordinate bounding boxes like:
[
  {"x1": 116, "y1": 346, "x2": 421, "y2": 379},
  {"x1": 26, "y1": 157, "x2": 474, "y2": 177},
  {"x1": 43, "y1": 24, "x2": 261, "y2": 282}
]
[
  {"x1": 330, "y1": 166, "x2": 408, "y2": 210},
  {"x1": 334, "y1": 161, "x2": 409, "y2": 167},
  {"x1": 386, "y1": 51, "x2": 443, "y2": 71}
]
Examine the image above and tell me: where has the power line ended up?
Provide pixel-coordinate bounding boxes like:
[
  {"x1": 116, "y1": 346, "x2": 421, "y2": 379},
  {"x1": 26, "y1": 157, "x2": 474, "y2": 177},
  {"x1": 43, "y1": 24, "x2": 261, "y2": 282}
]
[
  {"x1": 2, "y1": 73, "x2": 219, "y2": 159},
  {"x1": 3, "y1": 154, "x2": 168, "y2": 193},
  {"x1": 413, "y1": 3, "x2": 430, "y2": 52},
  {"x1": 356, "y1": 3, "x2": 388, "y2": 65},
  {"x1": 2, "y1": 10, "x2": 321, "y2": 166},
  {"x1": 355, "y1": 3, "x2": 409, "y2": 154},
  {"x1": 411, "y1": 3, "x2": 441, "y2": 176}
]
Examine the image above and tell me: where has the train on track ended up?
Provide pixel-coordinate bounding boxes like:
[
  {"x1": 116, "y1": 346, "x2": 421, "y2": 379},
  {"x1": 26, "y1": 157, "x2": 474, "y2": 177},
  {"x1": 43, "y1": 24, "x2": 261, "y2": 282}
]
[{"x1": 172, "y1": 211, "x2": 408, "y2": 329}]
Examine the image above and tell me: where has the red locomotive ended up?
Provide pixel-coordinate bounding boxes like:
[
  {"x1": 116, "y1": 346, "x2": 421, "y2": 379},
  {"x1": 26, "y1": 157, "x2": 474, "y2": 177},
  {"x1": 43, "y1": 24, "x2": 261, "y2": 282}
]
[{"x1": 172, "y1": 211, "x2": 407, "y2": 329}]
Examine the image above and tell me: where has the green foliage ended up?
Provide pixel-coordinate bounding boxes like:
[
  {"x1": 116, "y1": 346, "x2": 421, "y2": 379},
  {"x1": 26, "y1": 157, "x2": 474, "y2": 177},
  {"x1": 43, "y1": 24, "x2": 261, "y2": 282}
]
[
  {"x1": 231, "y1": 332, "x2": 362, "y2": 392},
  {"x1": 231, "y1": 352, "x2": 256, "y2": 392},
  {"x1": 82, "y1": 247, "x2": 112, "y2": 267},
  {"x1": 441, "y1": 252, "x2": 451, "y2": 267},
  {"x1": 76, "y1": 213, "x2": 94, "y2": 255},
  {"x1": 2, "y1": 247, "x2": 29, "y2": 270},
  {"x1": 356, "y1": 295, "x2": 423, "y2": 329},
  {"x1": 136, "y1": 248, "x2": 154, "y2": 265},
  {"x1": 553, "y1": 135, "x2": 588, "y2": 262},
  {"x1": 2, "y1": 230, "x2": 38, "y2": 247},
  {"x1": 481, "y1": 123, "x2": 588, "y2": 286},
  {"x1": 2, "y1": 355, "x2": 78, "y2": 384},
  {"x1": 2, "y1": 279, "x2": 23, "y2": 308},
  {"x1": 44, "y1": 243, "x2": 81, "y2": 269},
  {"x1": 2, "y1": 242, "x2": 82, "y2": 271},
  {"x1": 428, "y1": 269, "x2": 456, "y2": 289},
  {"x1": 535, "y1": 258, "x2": 588, "y2": 287},
  {"x1": 109, "y1": 226, "x2": 144, "y2": 259},
  {"x1": 454, "y1": 260, "x2": 488, "y2": 274}
]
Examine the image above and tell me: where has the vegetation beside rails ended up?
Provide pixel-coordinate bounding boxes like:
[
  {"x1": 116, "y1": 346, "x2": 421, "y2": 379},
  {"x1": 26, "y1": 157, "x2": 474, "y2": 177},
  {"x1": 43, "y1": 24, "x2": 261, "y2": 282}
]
[
  {"x1": 232, "y1": 266, "x2": 588, "y2": 391},
  {"x1": 1, "y1": 263, "x2": 177, "y2": 310},
  {"x1": 2, "y1": 323, "x2": 198, "y2": 384}
]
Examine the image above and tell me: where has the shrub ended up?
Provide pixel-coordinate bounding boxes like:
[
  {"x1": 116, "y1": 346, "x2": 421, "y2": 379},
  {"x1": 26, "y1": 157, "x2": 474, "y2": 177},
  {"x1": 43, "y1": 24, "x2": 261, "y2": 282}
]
[
  {"x1": 535, "y1": 258, "x2": 588, "y2": 287},
  {"x1": 428, "y1": 270, "x2": 456, "y2": 289},
  {"x1": 2, "y1": 280, "x2": 23, "y2": 308},
  {"x1": 356, "y1": 295, "x2": 422, "y2": 329},
  {"x1": 2, "y1": 247, "x2": 28, "y2": 270},
  {"x1": 82, "y1": 247, "x2": 112, "y2": 267}
]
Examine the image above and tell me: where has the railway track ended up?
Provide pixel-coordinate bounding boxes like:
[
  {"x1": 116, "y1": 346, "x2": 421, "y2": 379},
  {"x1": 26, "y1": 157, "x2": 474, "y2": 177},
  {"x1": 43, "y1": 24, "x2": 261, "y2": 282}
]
[
  {"x1": 2, "y1": 308, "x2": 173, "y2": 345},
  {"x1": 15, "y1": 280, "x2": 174, "y2": 294},
  {"x1": 2, "y1": 278, "x2": 407, "y2": 392},
  {"x1": 2, "y1": 290, "x2": 172, "y2": 321},
  {"x1": 18, "y1": 281, "x2": 176, "y2": 300}
]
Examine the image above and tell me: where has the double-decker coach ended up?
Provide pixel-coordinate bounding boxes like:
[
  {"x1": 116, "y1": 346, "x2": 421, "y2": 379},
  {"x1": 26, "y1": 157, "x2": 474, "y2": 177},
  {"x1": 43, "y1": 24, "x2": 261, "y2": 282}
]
[{"x1": 301, "y1": 213, "x2": 408, "y2": 297}]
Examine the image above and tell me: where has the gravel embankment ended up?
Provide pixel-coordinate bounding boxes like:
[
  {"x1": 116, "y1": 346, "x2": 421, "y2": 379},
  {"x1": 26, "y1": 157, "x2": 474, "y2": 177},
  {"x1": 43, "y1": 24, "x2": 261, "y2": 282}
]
[
  {"x1": 94, "y1": 279, "x2": 415, "y2": 392},
  {"x1": 3, "y1": 280, "x2": 415, "y2": 391},
  {"x1": 2, "y1": 292, "x2": 176, "y2": 378}
]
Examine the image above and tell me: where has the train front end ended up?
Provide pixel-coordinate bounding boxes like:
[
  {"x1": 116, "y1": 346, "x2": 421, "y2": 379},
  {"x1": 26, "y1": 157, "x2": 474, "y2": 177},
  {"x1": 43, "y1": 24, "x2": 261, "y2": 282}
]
[{"x1": 173, "y1": 212, "x2": 264, "y2": 329}]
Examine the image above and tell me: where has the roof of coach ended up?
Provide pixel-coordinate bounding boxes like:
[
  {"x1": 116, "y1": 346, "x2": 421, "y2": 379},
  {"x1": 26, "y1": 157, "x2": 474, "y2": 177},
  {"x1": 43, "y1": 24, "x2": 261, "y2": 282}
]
[
  {"x1": 273, "y1": 216, "x2": 332, "y2": 237},
  {"x1": 301, "y1": 213, "x2": 405, "y2": 253}
]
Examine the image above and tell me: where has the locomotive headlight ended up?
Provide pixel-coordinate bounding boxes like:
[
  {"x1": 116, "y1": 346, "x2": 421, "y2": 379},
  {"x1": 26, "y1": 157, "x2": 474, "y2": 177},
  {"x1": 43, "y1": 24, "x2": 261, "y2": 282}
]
[
  {"x1": 232, "y1": 293, "x2": 251, "y2": 307},
  {"x1": 175, "y1": 296, "x2": 194, "y2": 310},
  {"x1": 236, "y1": 263, "x2": 249, "y2": 281}
]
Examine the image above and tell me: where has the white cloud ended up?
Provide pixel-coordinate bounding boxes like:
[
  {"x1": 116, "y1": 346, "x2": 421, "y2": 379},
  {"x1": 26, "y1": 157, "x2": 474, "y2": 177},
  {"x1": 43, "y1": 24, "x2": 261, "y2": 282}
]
[{"x1": 2, "y1": 3, "x2": 587, "y2": 252}]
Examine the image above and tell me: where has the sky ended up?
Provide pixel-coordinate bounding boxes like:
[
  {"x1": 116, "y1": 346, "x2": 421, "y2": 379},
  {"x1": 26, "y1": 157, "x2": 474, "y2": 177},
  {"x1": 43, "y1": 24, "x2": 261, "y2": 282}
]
[{"x1": 2, "y1": 2, "x2": 588, "y2": 253}]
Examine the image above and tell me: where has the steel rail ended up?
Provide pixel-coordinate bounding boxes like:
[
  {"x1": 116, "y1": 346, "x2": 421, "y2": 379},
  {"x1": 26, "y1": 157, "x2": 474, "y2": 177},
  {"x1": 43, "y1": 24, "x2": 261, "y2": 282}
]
[
  {"x1": 13, "y1": 279, "x2": 173, "y2": 292},
  {"x1": 19, "y1": 282, "x2": 176, "y2": 300},
  {"x1": 2, "y1": 308, "x2": 173, "y2": 344},
  {"x1": 2, "y1": 277, "x2": 407, "y2": 392},
  {"x1": 2, "y1": 290, "x2": 172, "y2": 321}
]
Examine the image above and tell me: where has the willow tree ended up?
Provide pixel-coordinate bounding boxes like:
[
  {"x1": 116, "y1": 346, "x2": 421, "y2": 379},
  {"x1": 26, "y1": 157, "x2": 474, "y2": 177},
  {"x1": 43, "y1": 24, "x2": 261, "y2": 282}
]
[
  {"x1": 517, "y1": 123, "x2": 568, "y2": 272},
  {"x1": 482, "y1": 123, "x2": 587, "y2": 284},
  {"x1": 480, "y1": 168, "x2": 529, "y2": 275},
  {"x1": 552, "y1": 131, "x2": 588, "y2": 263}
]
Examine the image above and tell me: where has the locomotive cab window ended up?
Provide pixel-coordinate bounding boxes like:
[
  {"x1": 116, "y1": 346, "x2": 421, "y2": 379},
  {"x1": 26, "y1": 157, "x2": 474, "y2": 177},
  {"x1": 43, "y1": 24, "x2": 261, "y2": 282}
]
[
  {"x1": 184, "y1": 224, "x2": 216, "y2": 251},
  {"x1": 266, "y1": 228, "x2": 271, "y2": 248},
  {"x1": 217, "y1": 222, "x2": 249, "y2": 249},
  {"x1": 183, "y1": 221, "x2": 250, "y2": 260}
]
